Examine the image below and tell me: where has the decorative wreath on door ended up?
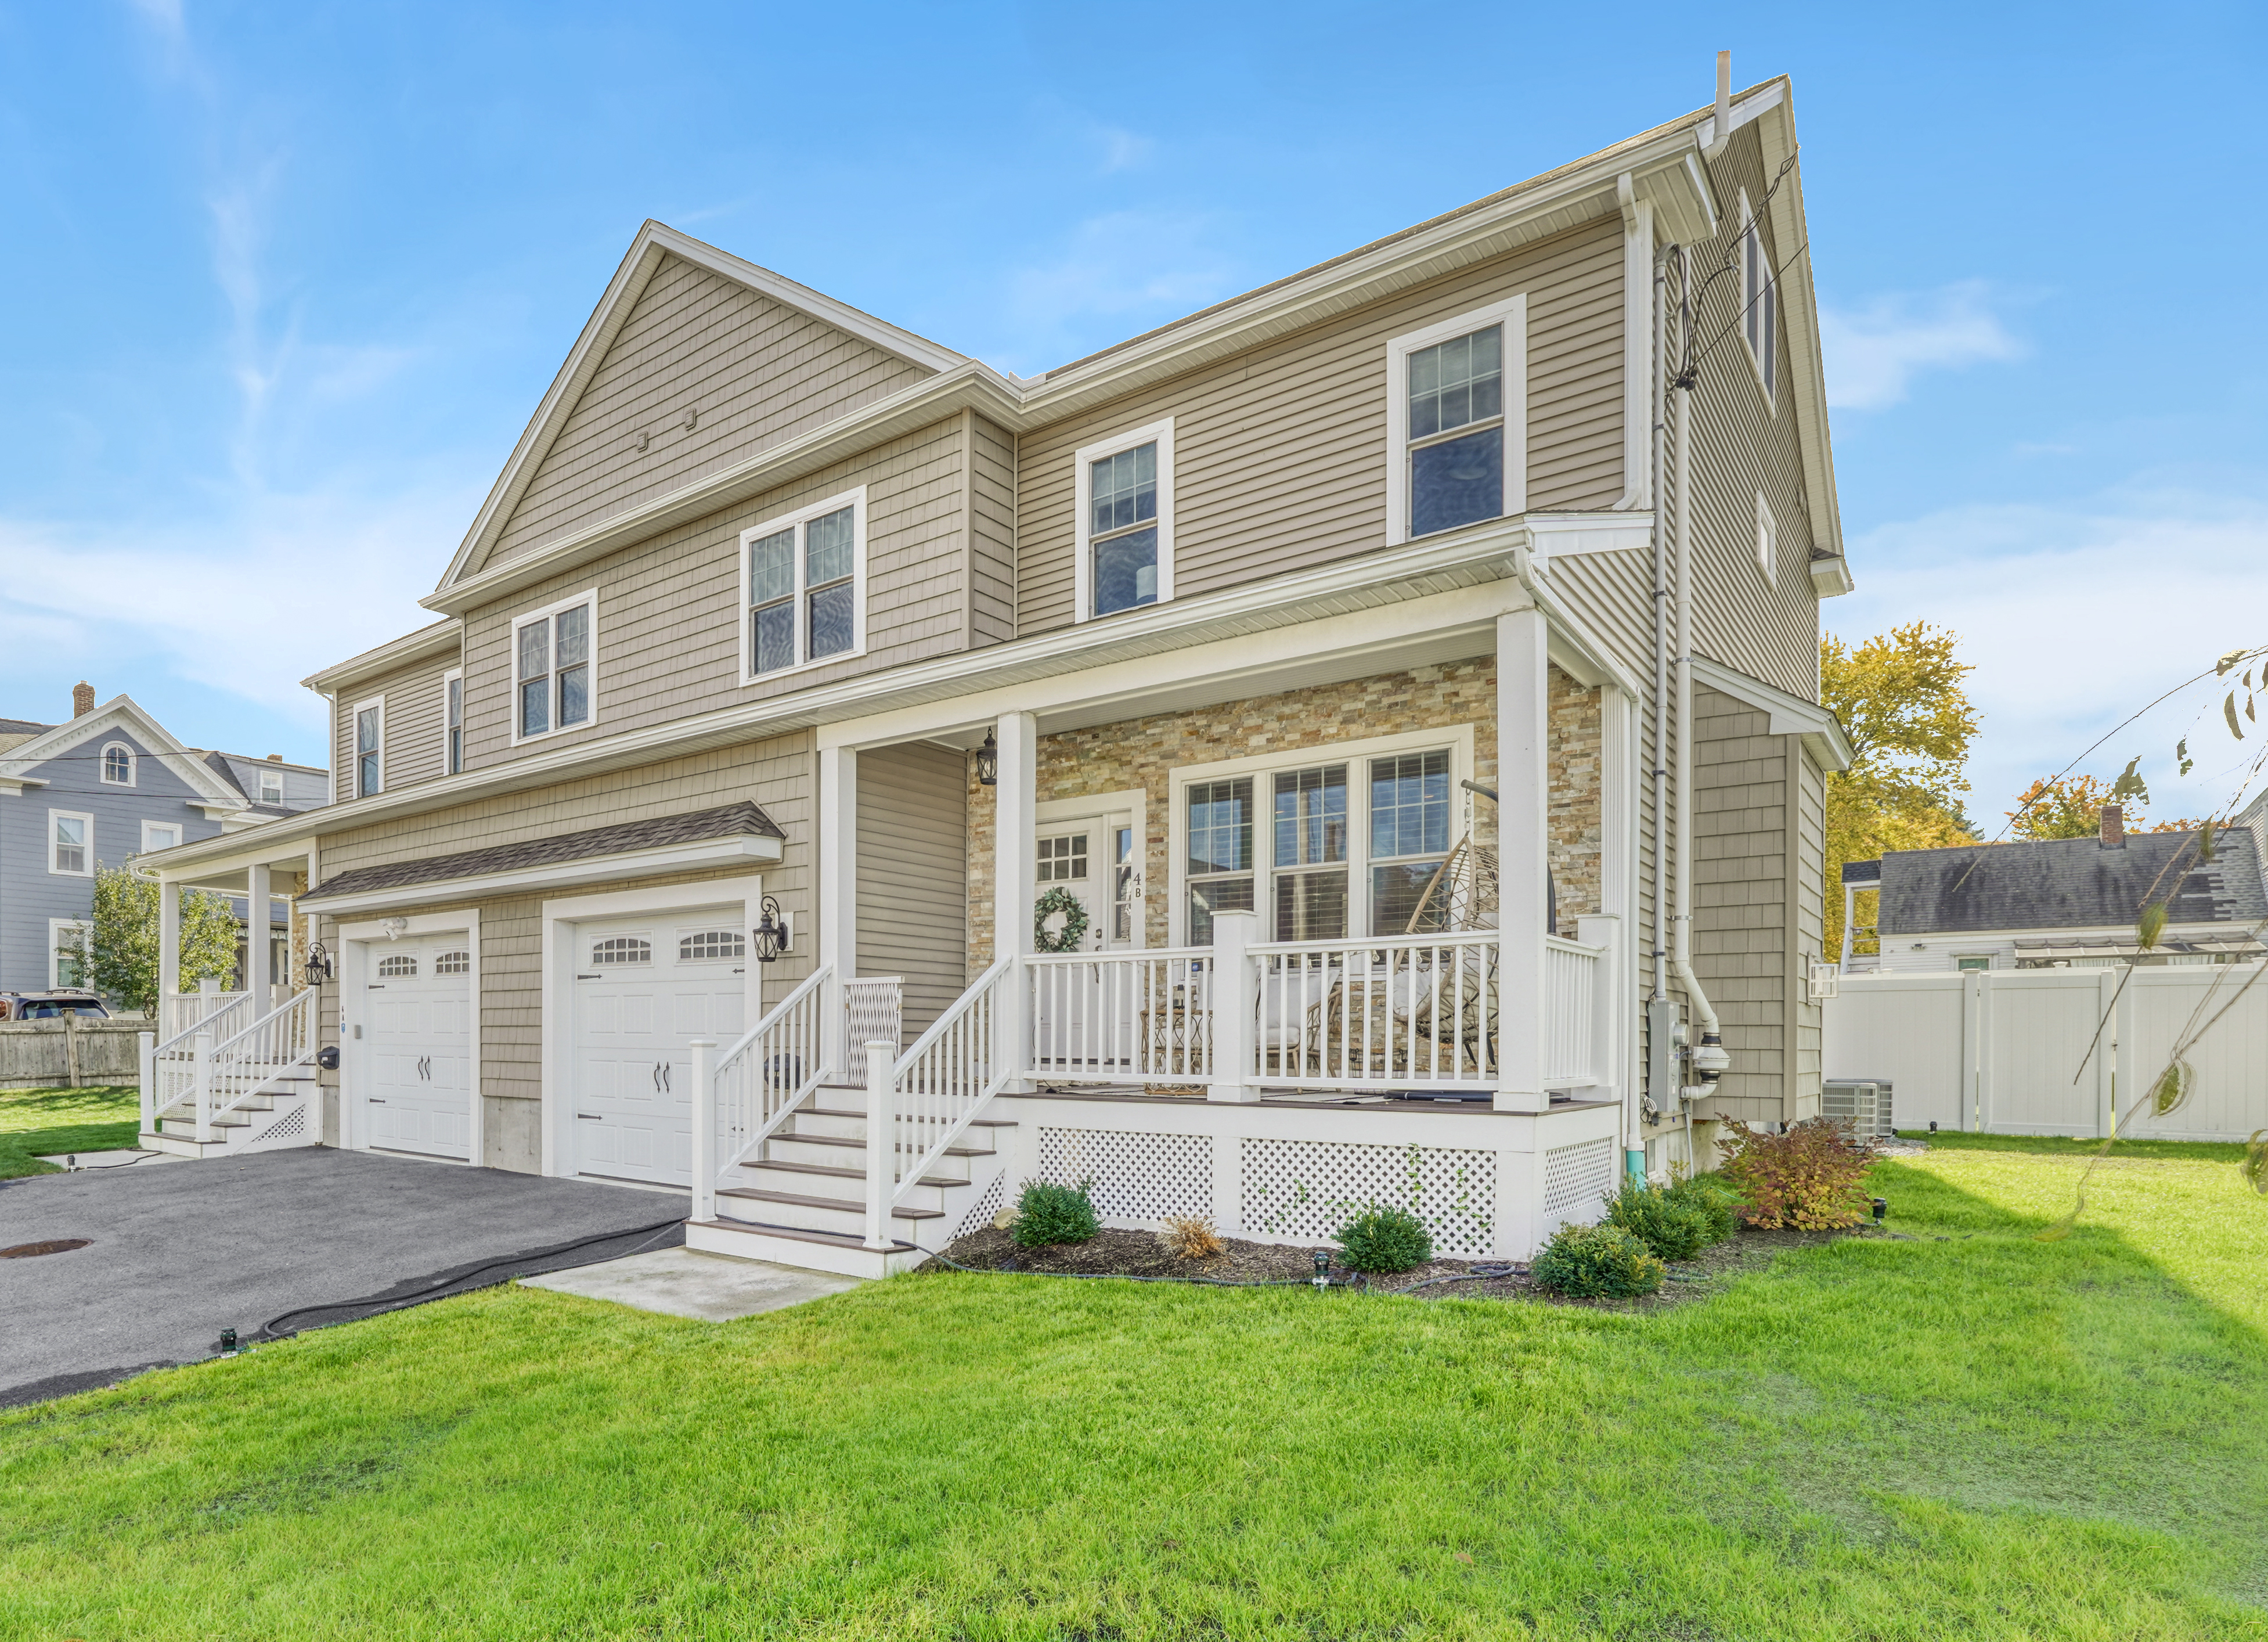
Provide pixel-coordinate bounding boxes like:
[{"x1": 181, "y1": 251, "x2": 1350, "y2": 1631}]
[{"x1": 1034, "y1": 887, "x2": 1090, "y2": 953}]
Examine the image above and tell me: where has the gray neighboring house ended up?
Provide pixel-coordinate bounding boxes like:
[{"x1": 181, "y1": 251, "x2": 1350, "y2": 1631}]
[
  {"x1": 0, "y1": 682, "x2": 329, "y2": 996},
  {"x1": 1841, "y1": 801, "x2": 2268, "y2": 973}
]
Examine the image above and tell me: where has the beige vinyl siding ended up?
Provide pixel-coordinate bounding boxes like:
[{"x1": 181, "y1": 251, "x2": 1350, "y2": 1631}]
[
  {"x1": 486, "y1": 253, "x2": 932, "y2": 570},
  {"x1": 1013, "y1": 221, "x2": 1625, "y2": 635},
  {"x1": 1690, "y1": 686, "x2": 1789, "y2": 1128},
  {"x1": 968, "y1": 414, "x2": 1018, "y2": 646},
  {"x1": 856, "y1": 741, "x2": 968, "y2": 1036},
  {"x1": 332, "y1": 650, "x2": 459, "y2": 798},
  {"x1": 1792, "y1": 742, "x2": 1826, "y2": 1114},
  {"x1": 456, "y1": 419, "x2": 971, "y2": 769},
  {"x1": 307, "y1": 732, "x2": 814, "y2": 1169},
  {"x1": 1681, "y1": 122, "x2": 1820, "y2": 703}
]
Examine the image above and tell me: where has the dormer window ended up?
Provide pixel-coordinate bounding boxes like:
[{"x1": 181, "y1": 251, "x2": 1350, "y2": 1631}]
[
  {"x1": 1074, "y1": 420, "x2": 1174, "y2": 622},
  {"x1": 259, "y1": 770, "x2": 284, "y2": 803},
  {"x1": 100, "y1": 744, "x2": 134, "y2": 785},
  {"x1": 1386, "y1": 297, "x2": 1526, "y2": 546}
]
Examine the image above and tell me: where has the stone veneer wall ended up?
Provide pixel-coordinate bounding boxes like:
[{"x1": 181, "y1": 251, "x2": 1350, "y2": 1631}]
[{"x1": 965, "y1": 660, "x2": 1602, "y2": 968}]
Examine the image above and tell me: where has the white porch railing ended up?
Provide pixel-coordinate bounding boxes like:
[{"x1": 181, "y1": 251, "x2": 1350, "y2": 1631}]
[
  {"x1": 690, "y1": 966, "x2": 835, "y2": 1223},
  {"x1": 870, "y1": 957, "x2": 1015, "y2": 1249},
  {"x1": 1029, "y1": 950, "x2": 1216, "y2": 1083},
  {"x1": 1244, "y1": 931, "x2": 1503, "y2": 1089},
  {"x1": 158, "y1": 986, "x2": 252, "y2": 1050},
  {"x1": 1543, "y1": 935, "x2": 1604, "y2": 1088},
  {"x1": 145, "y1": 988, "x2": 318, "y2": 1143}
]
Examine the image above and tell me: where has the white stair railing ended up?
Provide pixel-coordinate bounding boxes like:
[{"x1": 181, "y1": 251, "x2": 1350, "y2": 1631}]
[
  {"x1": 1542, "y1": 934, "x2": 1604, "y2": 1088},
  {"x1": 868, "y1": 957, "x2": 1014, "y2": 1249},
  {"x1": 200, "y1": 988, "x2": 317, "y2": 1126},
  {"x1": 1028, "y1": 950, "x2": 1216, "y2": 1083},
  {"x1": 158, "y1": 986, "x2": 252, "y2": 1048},
  {"x1": 689, "y1": 965, "x2": 834, "y2": 1223}
]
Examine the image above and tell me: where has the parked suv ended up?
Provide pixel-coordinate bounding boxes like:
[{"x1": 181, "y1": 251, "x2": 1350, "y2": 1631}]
[{"x1": 0, "y1": 990, "x2": 110, "y2": 1021}]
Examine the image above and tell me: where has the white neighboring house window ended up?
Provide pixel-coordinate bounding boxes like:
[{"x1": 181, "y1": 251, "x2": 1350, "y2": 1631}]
[
  {"x1": 443, "y1": 668, "x2": 464, "y2": 774},
  {"x1": 1754, "y1": 491, "x2": 1777, "y2": 583},
  {"x1": 141, "y1": 820, "x2": 182, "y2": 855},
  {"x1": 50, "y1": 810, "x2": 93, "y2": 876},
  {"x1": 740, "y1": 489, "x2": 867, "y2": 681},
  {"x1": 352, "y1": 697, "x2": 384, "y2": 797},
  {"x1": 259, "y1": 768, "x2": 284, "y2": 803},
  {"x1": 100, "y1": 743, "x2": 134, "y2": 785},
  {"x1": 513, "y1": 592, "x2": 597, "y2": 740},
  {"x1": 1386, "y1": 296, "x2": 1527, "y2": 545},
  {"x1": 1073, "y1": 420, "x2": 1174, "y2": 622},
  {"x1": 51, "y1": 919, "x2": 94, "y2": 990},
  {"x1": 1739, "y1": 192, "x2": 1779, "y2": 402}
]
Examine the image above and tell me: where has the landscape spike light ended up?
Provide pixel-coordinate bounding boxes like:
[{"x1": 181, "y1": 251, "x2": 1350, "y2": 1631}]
[{"x1": 1312, "y1": 1250, "x2": 1330, "y2": 1290}]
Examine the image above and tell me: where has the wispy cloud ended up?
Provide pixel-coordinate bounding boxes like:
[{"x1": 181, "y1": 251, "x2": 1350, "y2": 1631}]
[
  {"x1": 998, "y1": 209, "x2": 1241, "y2": 372},
  {"x1": 1096, "y1": 127, "x2": 1153, "y2": 172},
  {"x1": 1838, "y1": 489, "x2": 2268, "y2": 823},
  {"x1": 1819, "y1": 280, "x2": 2024, "y2": 410}
]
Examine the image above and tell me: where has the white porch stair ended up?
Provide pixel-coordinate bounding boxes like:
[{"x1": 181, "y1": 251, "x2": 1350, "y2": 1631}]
[
  {"x1": 688, "y1": 1082, "x2": 1014, "y2": 1278},
  {"x1": 137, "y1": 989, "x2": 323, "y2": 1160}
]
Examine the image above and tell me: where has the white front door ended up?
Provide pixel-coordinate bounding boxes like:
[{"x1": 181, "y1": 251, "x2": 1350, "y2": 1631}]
[
  {"x1": 363, "y1": 939, "x2": 473, "y2": 1159},
  {"x1": 569, "y1": 915, "x2": 747, "y2": 1186},
  {"x1": 1032, "y1": 812, "x2": 1142, "y2": 1078}
]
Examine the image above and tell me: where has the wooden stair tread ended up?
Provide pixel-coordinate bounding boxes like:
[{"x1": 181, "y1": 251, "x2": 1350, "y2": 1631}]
[
  {"x1": 805, "y1": 1106, "x2": 1015, "y2": 1128},
  {"x1": 715, "y1": 1186, "x2": 945, "y2": 1220},
  {"x1": 783, "y1": 1132, "x2": 990, "y2": 1158},
  {"x1": 744, "y1": 1158, "x2": 962, "y2": 1189},
  {"x1": 690, "y1": 1218, "x2": 916, "y2": 1254}
]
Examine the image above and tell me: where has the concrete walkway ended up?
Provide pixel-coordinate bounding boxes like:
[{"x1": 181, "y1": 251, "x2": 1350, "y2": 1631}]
[
  {"x1": 0, "y1": 1147, "x2": 686, "y2": 1407},
  {"x1": 520, "y1": 1245, "x2": 862, "y2": 1320}
]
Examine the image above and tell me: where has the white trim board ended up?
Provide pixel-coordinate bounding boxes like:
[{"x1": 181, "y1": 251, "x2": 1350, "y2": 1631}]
[{"x1": 537, "y1": 875, "x2": 766, "y2": 1179}]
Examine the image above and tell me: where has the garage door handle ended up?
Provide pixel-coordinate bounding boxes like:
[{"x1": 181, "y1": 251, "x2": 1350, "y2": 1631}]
[
  {"x1": 576, "y1": 1113, "x2": 601, "y2": 1121},
  {"x1": 661, "y1": 1064, "x2": 672, "y2": 1093},
  {"x1": 576, "y1": 974, "x2": 600, "y2": 980},
  {"x1": 368, "y1": 1098, "x2": 386, "y2": 1104}
]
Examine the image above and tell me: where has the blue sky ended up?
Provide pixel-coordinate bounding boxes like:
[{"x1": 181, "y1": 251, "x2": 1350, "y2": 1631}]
[{"x1": 2, "y1": 1, "x2": 2263, "y2": 825}]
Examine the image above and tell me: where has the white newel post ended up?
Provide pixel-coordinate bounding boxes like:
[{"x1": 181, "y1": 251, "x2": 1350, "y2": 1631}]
[
  {"x1": 688, "y1": 1038, "x2": 716, "y2": 1224},
  {"x1": 1495, "y1": 607, "x2": 1552, "y2": 1112},
  {"x1": 863, "y1": 1040, "x2": 896, "y2": 1250},
  {"x1": 993, "y1": 711, "x2": 1038, "y2": 1092},
  {"x1": 1206, "y1": 909, "x2": 1259, "y2": 1103},
  {"x1": 193, "y1": 1031, "x2": 214, "y2": 1144},
  {"x1": 818, "y1": 742, "x2": 858, "y2": 1073},
  {"x1": 246, "y1": 862, "x2": 272, "y2": 1003},
  {"x1": 1576, "y1": 914, "x2": 1621, "y2": 1099},
  {"x1": 158, "y1": 878, "x2": 182, "y2": 1011},
  {"x1": 138, "y1": 1031, "x2": 156, "y2": 1130}
]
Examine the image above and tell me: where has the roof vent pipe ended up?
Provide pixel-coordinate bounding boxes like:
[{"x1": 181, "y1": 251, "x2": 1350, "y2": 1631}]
[{"x1": 1707, "y1": 50, "x2": 1733, "y2": 158}]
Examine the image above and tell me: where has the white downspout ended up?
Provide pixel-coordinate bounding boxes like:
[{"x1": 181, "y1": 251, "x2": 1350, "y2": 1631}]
[
  {"x1": 1643, "y1": 231, "x2": 1672, "y2": 1188},
  {"x1": 1669, "y1": 245, "x2": 1727, "y2": 1121}
]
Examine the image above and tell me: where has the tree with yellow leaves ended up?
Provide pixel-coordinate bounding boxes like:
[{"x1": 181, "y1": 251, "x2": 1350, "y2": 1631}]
[
  {"x1": 2005, "y1": 772, "x2": 2200, "y2": 840},
  {"x1": 1820, "y1": 621, "x2": 1980, "y2": 957}
]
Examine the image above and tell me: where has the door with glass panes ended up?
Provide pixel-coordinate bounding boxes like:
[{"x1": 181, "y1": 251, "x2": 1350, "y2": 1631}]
[{"x1": 1029, "y1": 811, "x2": 1141, "y2": 1078}]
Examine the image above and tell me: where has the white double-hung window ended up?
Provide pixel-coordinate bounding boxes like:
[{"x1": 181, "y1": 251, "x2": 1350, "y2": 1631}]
[
  {"x1": 741, "y1": 488, "x2": 866, "y2": 681},
  {"x1": 50, "y1": 810, "x2": 93, "y2": 876},
  {"x1": 1386, "y1": 298, "x2": 1526, "y2": 545},
  {"x1": 1174, "y1": 730, "x2": 1470, "y2": 945},
  {"x1": 1074, "y1": 419, "x2": 1174, "y2": 621},
  {"x1": 513, "y1": 592, "x2": 596, "y2": 740},
  {"x1": 351, "y1": 697, "x2": 384, "y2": 796},
  {"x1": 443, "y1": 669, "x2": 464, "y2": 774},
  {"x1": 1739, "y1": 193, "x2": 1778, "y2": 401}
]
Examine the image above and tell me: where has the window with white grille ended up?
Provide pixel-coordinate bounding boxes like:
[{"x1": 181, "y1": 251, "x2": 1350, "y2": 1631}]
[
  {"x1": 49, "y1": 811, "x2": 92, "y2": 876},
  {"x1": 377, "y1": 955, "x2": 418, "y2": 978},
  {"x1": 101, "y1": 743, "x2": 134, "y2": 785},
  {"x1": 434, "y1": 950, "x2": 472, "y2": 976},
  {"x1": 591, "y1": 937, "x2": 651, "y2": 966},
  {"x1": 1037, "y1": 834, "x2": 1089, "y2": 882},
  {"x1": 679, "y1": 930, "x2": 745, "y2": 961}
]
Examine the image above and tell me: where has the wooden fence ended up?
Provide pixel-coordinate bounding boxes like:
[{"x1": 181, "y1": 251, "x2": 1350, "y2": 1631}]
[{"x1": 0, "y1": 1018, "x2": 146, "y2": 1089}]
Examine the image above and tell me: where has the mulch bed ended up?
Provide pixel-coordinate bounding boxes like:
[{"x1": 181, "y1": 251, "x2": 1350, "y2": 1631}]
[{"x1": 923, "y1": 1221, "x2": 1891, "y2": 1313}]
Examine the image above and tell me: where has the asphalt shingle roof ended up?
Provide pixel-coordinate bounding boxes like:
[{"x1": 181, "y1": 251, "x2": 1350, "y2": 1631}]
[
  {"x1": 1878, "y1": 830, "x2": 2268, "y2": 936},
  {"x1": 301, "y1": 801, "x2": 785, "y2": 903}
]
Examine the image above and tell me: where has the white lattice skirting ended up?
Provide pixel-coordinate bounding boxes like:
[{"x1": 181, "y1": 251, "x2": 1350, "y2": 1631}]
[
  {"x1": 1541, "y1": 1136, "x2": 1617, "y2": 1217},
  {"x1": 952, "y1": 1171, "x2": 1007, "y2": 1241},
  {"x1": 1037, "y1": 1128, "x2": 1214, "y2": 1222},
  {"x1": 1240, "y1": 1137, "x2": 1496, "y2": 1256},
  {"x1": 251, "y1": 1105, "x2": 310, "y2": 1146}
]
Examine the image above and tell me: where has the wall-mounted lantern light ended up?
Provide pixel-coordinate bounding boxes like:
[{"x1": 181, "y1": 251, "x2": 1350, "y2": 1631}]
[
  {"x1": 304, "y1": 941, "x2": 334, "y2": 986},
  {"x1": 752, "y1": 896, "x2": 791, "y2": 964},
  {"x1": 975, "y1": 731, "x2": 998, "y2": 787}
]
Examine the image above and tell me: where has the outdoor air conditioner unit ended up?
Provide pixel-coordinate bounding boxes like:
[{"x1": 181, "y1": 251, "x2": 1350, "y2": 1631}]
[{"x1": 1822, "y1": 1078, "x2": 1894, "y2": 1140}]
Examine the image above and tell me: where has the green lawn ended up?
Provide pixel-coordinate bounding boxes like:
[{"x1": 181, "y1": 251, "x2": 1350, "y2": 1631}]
[
  {"x1": 3, "y1": 1136, "x2": 2265, "y2": 1640},
  {"x1": 0, "y1": 1083, "x2": 140, "y2": 1178}
]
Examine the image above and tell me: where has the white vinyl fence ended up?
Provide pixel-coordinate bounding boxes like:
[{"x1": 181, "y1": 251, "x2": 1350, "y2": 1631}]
[{"x1": 1824, "y1": 966, "x2": 2268, "y2": 1142}]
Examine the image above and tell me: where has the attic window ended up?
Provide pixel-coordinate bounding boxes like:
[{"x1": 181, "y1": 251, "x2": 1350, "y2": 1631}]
[
  {"x1": 101, "y1": 743, "x2": 134, "y2": 785},
  {"x1": 1739, "y1": 193, "x2": 1779, "y2": 402}
]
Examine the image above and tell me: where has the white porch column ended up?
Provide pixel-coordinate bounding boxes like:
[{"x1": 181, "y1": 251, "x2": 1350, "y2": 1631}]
[
  {"x1": 817, "y1": 742, "x2": 857, "y2": 1070},
  {"x1": 246, "y1": 862, "x2": 272, "y2": 1004},
  {"x1": 158, "y1": 877, "x2": 182, "y2": 1012},
  {"x1": 1495, "y1": 607, "x2": 1551, "y2": 1112},
  {"x1": 993, "y1": 711, "x2": 1038, "y2": 1091}
]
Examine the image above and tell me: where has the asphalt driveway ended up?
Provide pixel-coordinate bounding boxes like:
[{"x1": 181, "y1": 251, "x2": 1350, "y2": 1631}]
[{"x1": 0, "y1": 1147, "x2": 686, "y2": 1407}]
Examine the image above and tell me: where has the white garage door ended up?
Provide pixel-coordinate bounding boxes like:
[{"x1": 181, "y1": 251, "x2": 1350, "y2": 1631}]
[
  {"x1": 570, "y1": 914, "x2": 748, "y2": 1186},
  {"x1": 363, "y1": 939, "x2": 473, "y2": 1160}
]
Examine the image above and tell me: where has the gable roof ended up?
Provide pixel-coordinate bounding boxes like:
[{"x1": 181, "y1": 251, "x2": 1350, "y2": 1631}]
[
  {"x1": 437, "y1": 223, "x2": 967, "y2": 590},
  {"x1": 1879, "y1": 830, "x2": 2268, "y2": 937},
  {"x1": 0, "y1": 695, "x2": 251, "y2": 809},
  {"x1": 416, "y1": 75, "x2": 1837, "y2": 620}
]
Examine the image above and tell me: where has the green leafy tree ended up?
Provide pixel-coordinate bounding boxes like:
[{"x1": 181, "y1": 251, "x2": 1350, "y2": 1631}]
[
  {"x1": 55, "y1": 867, "x2": 243, "y2": 1013},
  {"x1": 1820, "y1": 621, "x2": 1982, "y2": 955},
  {"x1": 2007, "y1": 770, "x2": 2201, "y2": 840}
]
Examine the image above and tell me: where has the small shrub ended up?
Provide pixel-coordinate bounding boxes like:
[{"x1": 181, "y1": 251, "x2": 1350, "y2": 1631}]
[
  {"x1": 1156, "y1": 1214, "x2": 1225, "y2": 1260},
  {"x1": 1664, "y1": 1173, "x2": 1743, "y2": 1244},
  {"x1": 1011, "y1": 1179, "x2": 1099, "y2": 1247},
  {"x1": 1332, "y1": 1205, "x2": 1433, "y2": 1273},
  {"x1": 1603, "y1": 1179, "x2": 1718, "y2": 1261},
  {"x1": 1530, "y1": 1221, "x2": 1665, "y2": 1298},
  {"x1": 1716, "y1": 1118, "x2": 1871, "y2": 1229}
]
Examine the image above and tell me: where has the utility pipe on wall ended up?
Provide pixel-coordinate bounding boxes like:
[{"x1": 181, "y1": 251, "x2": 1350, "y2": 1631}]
[{"x1": 1643, "y1": 232, "x2": 1672, "y2": 1187}]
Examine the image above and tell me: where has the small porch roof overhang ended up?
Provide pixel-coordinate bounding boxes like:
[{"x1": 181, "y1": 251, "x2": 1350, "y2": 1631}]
[{"x1": 297, "y1": 801, "x2": 785, "y2": 916}]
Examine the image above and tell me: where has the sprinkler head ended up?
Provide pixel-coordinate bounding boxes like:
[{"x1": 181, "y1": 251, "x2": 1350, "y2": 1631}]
[
  {"x1": 1312, "y1": 1250, "x2": 1330, "y2": 1290},
  {"x1": 219, "y1": 1327, "x2": 239, "y2": 1355},
  {"x1": 1870, "y1": 1197, "x2": 1888, "y2": 1225}
]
